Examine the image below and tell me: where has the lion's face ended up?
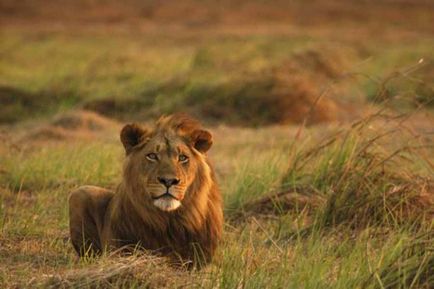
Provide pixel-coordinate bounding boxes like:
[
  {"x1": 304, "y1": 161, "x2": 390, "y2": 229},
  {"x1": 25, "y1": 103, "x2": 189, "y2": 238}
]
[
  {"x1": 120, "y1": 116, "x2": 212, "y2": 212},
  {"x1": 136, "y1": 134, "x2": 201, "y2": 211}
]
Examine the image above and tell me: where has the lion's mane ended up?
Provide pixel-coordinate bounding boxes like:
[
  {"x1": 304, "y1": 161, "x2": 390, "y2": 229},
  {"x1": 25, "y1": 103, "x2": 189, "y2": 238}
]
[{"x1": 102, "y1": 114, "x2": 223, "y2": 266}]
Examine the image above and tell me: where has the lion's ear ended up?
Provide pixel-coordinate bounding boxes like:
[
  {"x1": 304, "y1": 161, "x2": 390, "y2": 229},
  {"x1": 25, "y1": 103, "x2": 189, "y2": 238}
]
[
  {"x1": 191, "y1": 129, "x2": 213, "y2": 153},
  {"x1": 120, "y1": 124, "x2": 147, "y2": 155}
]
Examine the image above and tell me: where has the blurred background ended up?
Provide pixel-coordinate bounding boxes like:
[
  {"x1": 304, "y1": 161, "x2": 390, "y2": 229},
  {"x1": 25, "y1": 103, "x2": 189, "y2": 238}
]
[{"x1": 0, "y1": 0, "x2": 433, "y2": 126}]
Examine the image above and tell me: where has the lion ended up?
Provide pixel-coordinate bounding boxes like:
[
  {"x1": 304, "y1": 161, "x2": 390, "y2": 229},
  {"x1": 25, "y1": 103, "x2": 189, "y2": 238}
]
[{"x1": 68, "y1": 113, "x2": 223, "y2": 267}]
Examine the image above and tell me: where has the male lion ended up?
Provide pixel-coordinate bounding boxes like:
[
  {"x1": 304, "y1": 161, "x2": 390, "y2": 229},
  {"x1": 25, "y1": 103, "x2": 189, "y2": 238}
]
[{"x1": 68, "y1": 114, "x2": 223, "y2": 267}]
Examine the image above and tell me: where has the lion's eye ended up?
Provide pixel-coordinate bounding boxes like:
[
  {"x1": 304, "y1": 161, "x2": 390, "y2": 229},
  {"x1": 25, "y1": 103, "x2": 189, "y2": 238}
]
[
  {"x1": 178, "y1": 154, "x2": 189, "y2": 163},
  {"x1": 146, "y1": 153, "x2": 158, "y2": 161}
]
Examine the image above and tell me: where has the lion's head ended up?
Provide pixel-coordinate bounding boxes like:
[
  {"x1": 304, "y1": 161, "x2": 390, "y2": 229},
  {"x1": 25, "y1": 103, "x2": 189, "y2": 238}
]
[{"x1": 119, "y1": 114, "x2": 214, "y2": 213}]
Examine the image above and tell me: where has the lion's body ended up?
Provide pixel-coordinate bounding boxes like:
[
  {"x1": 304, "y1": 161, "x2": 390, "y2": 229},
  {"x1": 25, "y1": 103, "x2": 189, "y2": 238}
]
[{"x1": 69, "y1": 114, "x2": 223, "y2": 267}]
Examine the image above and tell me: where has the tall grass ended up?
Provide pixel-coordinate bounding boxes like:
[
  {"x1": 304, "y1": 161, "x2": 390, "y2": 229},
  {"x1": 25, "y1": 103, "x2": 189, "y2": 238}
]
[
  {"x1": 28, "y1": 226, "x2": 431, "y2": 288},
  {"x1": 273, "y1": 116, "x2": 434, "y2": 230},
  {"x1": 223, "y1": 146, "x2": 292, "y2": 214},
  {"x1": 1, "y1": 114, "x2": 432, "y2": 288}
]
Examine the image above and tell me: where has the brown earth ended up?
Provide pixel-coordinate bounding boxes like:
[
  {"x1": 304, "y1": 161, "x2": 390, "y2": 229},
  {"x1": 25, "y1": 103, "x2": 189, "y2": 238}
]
[
  {"x1": 1, "y1": 0, "x2": 433, "y2": 34},
  {"x1": 21, "y1": 110, "x2": 120, "y2": 142},
  {"x1": 83, "y1": 46, "x2": 361, "y2": 126}
]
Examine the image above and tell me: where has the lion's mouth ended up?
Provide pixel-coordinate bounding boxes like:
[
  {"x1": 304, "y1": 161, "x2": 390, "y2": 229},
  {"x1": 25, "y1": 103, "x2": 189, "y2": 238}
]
[{"x1": 151, "y1": 191, "x2": 180, "y2": 201}]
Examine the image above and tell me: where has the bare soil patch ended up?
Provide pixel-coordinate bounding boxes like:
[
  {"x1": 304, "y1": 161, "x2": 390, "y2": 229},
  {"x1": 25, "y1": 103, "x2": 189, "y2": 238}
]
[{"x1": 21, "y1": 110, "x2": 120, "y2": 142}]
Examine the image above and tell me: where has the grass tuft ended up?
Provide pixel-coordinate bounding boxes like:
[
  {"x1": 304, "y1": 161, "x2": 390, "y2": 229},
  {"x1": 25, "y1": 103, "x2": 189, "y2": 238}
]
[{"x1": 232, "y1": 114, "x2": 434, "y2": 231}]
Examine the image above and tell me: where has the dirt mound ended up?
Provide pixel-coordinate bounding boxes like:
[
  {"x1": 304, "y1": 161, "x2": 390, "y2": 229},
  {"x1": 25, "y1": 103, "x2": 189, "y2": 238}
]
[
  {"x1": 185, "y1": 75, "x2": 340, "y2": 126},
  {"x1": 82, "y1": 97, "x2": 150, "y2": 121},
  {"x1": 188, "y1": 46, "x2": 357, "y2": 125},
  {"x1": 284, "y1": 46, "x2": 355, "y2": 80},
  {"x1": 82, "y1": 47, "x2": 355, "y2": 126},
  {"x1": 23, "y1": 110, "x2": 120, "y2": 142},
  {"x1": 233, "y1": 182, "x2": 433, "y2": 226},
  {"x1": 0, "y1": 86, "x2": 49, "y2": 123},
  {"x1": 229, "y1": 188, "x2": 325, "y2": 224},
  {"x1": 82, "y1": 78, "x2": 341, "y2": 126},
  {"x1": 51, "y1": 110, "x2": 119, "y2": 131}
]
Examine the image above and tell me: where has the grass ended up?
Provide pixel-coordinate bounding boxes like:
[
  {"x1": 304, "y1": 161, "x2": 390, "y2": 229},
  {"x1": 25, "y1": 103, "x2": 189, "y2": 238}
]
[
  {"x1": 1, "y1": 1, "x2": 433, "y2": 287},
  {"x1": 0, "y1": 142, "x2": 122, "y2": 192},
  {"x1": 1, "y1": 113, "x2": 433, "y2": 288},
  {"x1": 1, "y1": 26, "x2": 432, "y2": 124},
  {"x1": 282, "y1": 117, "x2": 433, "y2": 229},
  {"x1": 223, "y1": 147, "x2": 291, "y2": 212}
]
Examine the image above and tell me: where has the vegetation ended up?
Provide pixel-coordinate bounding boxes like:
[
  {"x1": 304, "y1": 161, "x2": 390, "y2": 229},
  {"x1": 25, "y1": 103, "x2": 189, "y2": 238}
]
[
  {"x1": 1, "y1": 111, "x2": 432, "y2": 288},
  {"x1": 1, "y1": 22, "x2": 432, "y2": 124},
  {"x1": 1, "y1": 0, "x2": 433, "y2": 288}
]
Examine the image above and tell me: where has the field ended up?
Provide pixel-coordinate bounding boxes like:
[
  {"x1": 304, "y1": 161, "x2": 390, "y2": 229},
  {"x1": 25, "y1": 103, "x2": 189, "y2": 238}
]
[{"x1": 0, "y1": 0, "x2": 433, "y2": 288}]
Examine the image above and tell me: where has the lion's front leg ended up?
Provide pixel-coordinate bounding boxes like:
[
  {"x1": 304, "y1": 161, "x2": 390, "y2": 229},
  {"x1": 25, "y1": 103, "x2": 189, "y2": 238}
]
[{"x1": 68, "y1": 186, "x2": 113, "y2": 257}]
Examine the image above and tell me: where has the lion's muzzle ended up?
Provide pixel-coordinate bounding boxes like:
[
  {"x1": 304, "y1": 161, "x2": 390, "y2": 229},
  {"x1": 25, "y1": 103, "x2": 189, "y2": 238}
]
[{"x1": 151, "y1": 190, "x2": 180, "y2": 201}]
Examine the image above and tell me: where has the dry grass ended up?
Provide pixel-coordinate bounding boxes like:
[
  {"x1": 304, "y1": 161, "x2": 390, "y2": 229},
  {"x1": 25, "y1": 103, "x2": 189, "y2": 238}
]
[
  {"x1": 231, "y1": 114, "x2": 434, "y2": 230},
  {"x1": 1, "y1": 1, "x2": 432, "y2": 126},
  {"x1": 30, "y1": 254, "x2": 191, "y2": 289},
  {"x1": 20, "y1": 110, "x2": 121, "y2": 143},
  {"x1": 1, "y1": 108, "x2": 433, "y2": 288},
  {"x1": 1, "y1": 1, "x2": 434, "y2": 288}
]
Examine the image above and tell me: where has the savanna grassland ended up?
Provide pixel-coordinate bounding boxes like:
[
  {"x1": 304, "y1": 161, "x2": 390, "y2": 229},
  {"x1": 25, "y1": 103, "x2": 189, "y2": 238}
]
[{"x1": 0, "y1": 0, "x2": 433, "y2": 288}]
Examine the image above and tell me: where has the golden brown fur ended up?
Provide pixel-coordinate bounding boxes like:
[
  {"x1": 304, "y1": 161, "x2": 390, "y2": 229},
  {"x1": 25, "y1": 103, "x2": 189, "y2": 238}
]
[{"x1": 69, "y1": 114, "x2": 223, "y2": 267}]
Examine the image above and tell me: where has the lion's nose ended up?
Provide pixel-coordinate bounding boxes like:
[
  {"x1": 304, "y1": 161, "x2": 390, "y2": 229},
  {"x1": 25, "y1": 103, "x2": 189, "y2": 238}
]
[{"x1": 158, "y1": 177, "x2": 180, "y2": 188}]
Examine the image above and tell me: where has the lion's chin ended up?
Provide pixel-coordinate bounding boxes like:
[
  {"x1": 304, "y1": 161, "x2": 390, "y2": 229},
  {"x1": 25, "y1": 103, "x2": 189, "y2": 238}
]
[{"x1": 153, "y1": 197, "x2": 181, "y2": 212}]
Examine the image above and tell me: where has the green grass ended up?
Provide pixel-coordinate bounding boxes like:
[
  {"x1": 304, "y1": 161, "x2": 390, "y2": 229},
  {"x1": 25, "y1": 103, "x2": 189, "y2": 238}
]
[
  {"x1": 281, "y1": 119, "x2": 433, "y2": 229},
  {"x1": 1, "y1": 28, "x2": 432, "y2": 124},
  {"x1": 1, "y1": 117, "x2": 433, "y2": 288},
  {"x1": 223, "y1": 147, "x2": 291, "y2": 212},
  {"x1": 0, "y1": 142, "x2": 122, "y2": 192},
  {"x1": 360, "y1": 44, "x2": 434, "y2": 106},
  {"x1": 213, "y1": 227, "x2": 433, "y2": 289},
  {"x1": 1, "y1": 2, "x2": 433, "y2": 287}
]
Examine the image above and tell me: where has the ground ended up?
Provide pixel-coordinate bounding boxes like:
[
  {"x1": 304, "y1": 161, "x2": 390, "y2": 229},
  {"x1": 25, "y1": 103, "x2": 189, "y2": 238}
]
[{"x1": 0, "y1": 0, "x2": 433, "y2": 288}]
